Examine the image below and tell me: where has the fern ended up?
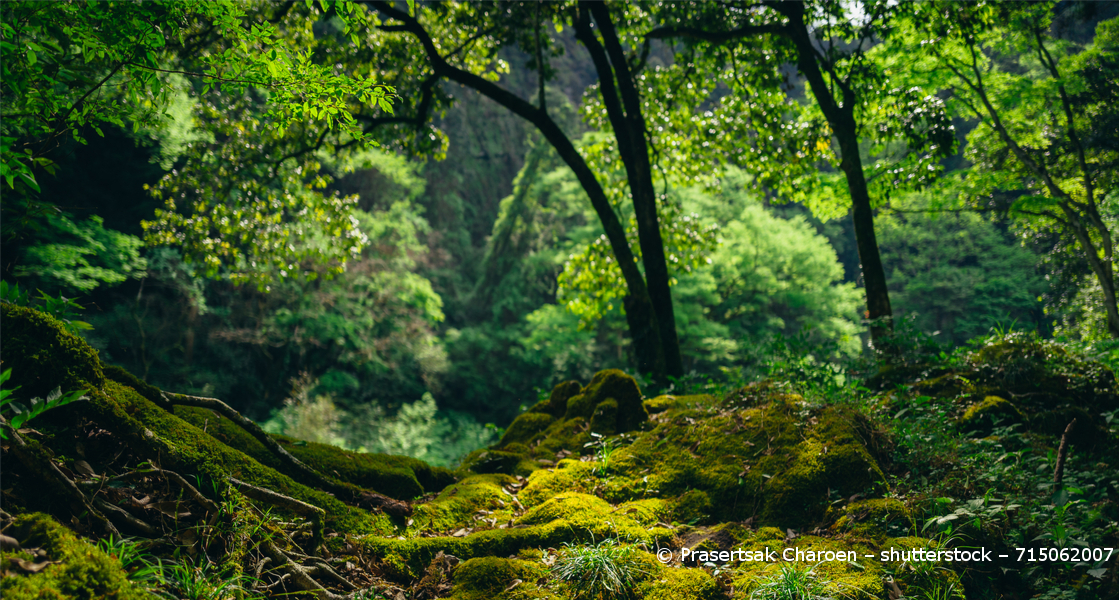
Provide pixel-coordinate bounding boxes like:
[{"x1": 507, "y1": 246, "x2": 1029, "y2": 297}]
[{"x1": 0, "y1": 369, "x2": 88, "y2": 439}]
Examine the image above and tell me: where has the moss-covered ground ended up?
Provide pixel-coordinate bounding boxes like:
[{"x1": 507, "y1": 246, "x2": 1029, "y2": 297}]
[{"x1": 2, "y1": 305, "x2": 1116, "y2": 599}]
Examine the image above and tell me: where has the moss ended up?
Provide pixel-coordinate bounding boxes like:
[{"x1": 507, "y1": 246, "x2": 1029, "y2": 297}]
[
  {"x1": 831, "y1": 498, "x2": 915, "y2": 541},
  {"x1": 500, "y1": 412, "x2": 555, "y2": 447},
  {"x1": 174, "y1": 405, "x2": 428, "y2": 499},
  {"x1": 672, "y1": 489, "x2": 713, "y2": 524},
  {"x1": 530, "y1": 417, "x2": 592, "y2": 459},
  {"x1": 543, "y1": 380, "x2": 583, "y2": 419},
  {"x1": 0, "y1": 513, "x2": 149, "y2": 600},
  {"x1": 637, "y1": 567, "x2": 723, "y2": 600},
  {"x1": 516, "y1": 492, "x2": 657, "y2": 543},
  {"x1": 362, "y1": 490, "x2": 674, "y2": 581},
  {"x1": 644, "y1": 394, "x2": 716, "y2": 414},
  {"x1": 614, "y1": 498, "x2": 673, "y2": 526},
  {"x1": 450, "y1": 557, "x2": 552, "y2": 600},
  {"x1": 0, "y1": 304, "x2": 104, "y2": 400},
  {"x1": 731, "y1": 534, "x2": 885, "y2": 600},
  {"x1": 409, "y1": 474, "x2": 515, "y2": 534},
  {"x1": 101, "y1": 364, "x2": 166, "y2": 408},
  {"x1": 100, "y1": 381, "x2": 391, "y2": 535},
  {"x1": 519, "y1": 460, "x2": 596, "y2": 508},
  {"x1": 960, "y1": 396, "x2": 1024, "y2": 433},
  {"x1": 563, "y1": 370, "x2": 648, "y2": 433},
  {"x1": 590, "y1": 397, "x2": 619, "y2": 435}
]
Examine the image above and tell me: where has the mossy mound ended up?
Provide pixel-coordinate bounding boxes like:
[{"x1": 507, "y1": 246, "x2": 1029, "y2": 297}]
[
  {"x1": 173, "y1": 404, "x2": 452, "y2": 499},
  {"x1": 876, "y1": 335, "x2": 1118, "y2": 447},
  {"x1": 497, "y1": 371, "x2": 649, "y2": 458},
  {"x1": 959, "y1": 395, "x2": 1024, "y2": 434},
  {"x1": 450, "y1": 557, "x2": 554, "y2": 600},
  {"x1": 0, "y1": 305, "x2": 104, "y2": 399},
  {"x1": 0, "y1": 513, "x2": 148, "y2": 600},
  {"x1": 0, "y1": 305, "x2": 404, "y2": 536}
]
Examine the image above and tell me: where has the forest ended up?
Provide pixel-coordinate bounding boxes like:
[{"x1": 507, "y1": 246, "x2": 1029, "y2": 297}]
[{"x1": 1, "y1": 0, "x2": 1117, "y2": 598}]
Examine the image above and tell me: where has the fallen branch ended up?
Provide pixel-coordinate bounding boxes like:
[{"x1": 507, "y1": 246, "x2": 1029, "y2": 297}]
[{"x1": 230, "y1": 477, "x2": 325, "y2": 555}]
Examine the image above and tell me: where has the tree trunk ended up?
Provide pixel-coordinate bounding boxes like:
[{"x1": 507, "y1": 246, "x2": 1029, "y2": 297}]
[
  {"x1": 781, "y1": 3, "x2": 894, "y2": 345},
  {"x1": 582, "y1": 2, "x2": 685, "y2": 378},
  {"x1": 365, "y1": 2, "x2": 669, "y2": 378}
]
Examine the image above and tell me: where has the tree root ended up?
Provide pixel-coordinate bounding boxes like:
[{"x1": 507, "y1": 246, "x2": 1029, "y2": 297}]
[
  {"x1": 2, "y1": 419, "x2": 119, "y2": 538},
  {"x1": 262, "y1": 540, "x2": 348, "y2": 600},
  {"x1": 165, "y1": 391, "x2": 412, "y2": 518},
  {"x1": 230, "y1": 477, "x2": 325, "y2": 555},
  {"x1": 92, "y1": 497, "x2": 160, "y2": 537},
  {"x1": 165, "y1": 392, "x2": 340, "y2": 490}
]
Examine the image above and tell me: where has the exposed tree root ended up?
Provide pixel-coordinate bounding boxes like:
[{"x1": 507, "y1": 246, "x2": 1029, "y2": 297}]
[
  {"x1": 230, "y1": 477, "x2": 326, "y2": 555},
  {"x1": 165, "y1": 391, "x2": 412, "y2": 517},
  {"x1": 92, "y1": 497, "x2": 160, "y2": 537},
  {"x1": 262, "y1": 540, "x2": 347, "y2": 600},
  {"x1": 2, "y1": 419, "x2": 119, "y2": 538}
]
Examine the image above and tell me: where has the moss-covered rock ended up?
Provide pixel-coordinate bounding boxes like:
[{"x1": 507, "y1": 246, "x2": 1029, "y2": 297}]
[
  {"x1": 637, "y1": 566, "x2": 723, "y2": 600},
  {"x1": 563, "y1": 370, "x2": 648, "y2": 433},
  {"x1": 831, "y1": 498, "x2": 915, "y2": 541},
  {"x1": 450, "y1": 557, "x2": 552, "y2": 600},
  {"x1": 0, "y1": 513, "x2": 149, "y2": 600},
  {"x1": 1, "y1": 304, "x2": 104, "y2": 399},
  {"x1": 959, "y1": 396, "x2": 1024, "y2": 434},
  {"x1": 500, "y1": 412, "x2": 555, "y2": 447}
]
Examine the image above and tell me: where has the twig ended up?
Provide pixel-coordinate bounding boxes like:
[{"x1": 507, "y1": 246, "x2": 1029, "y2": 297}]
[{"x1": 1054, "y1": 418, "x2": 1077, "y2": 486}]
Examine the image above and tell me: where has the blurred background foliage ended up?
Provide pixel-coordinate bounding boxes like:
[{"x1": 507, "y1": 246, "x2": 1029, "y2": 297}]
[{"x1": 2, "y1": 0, "x2": 1116, "y2": 467}]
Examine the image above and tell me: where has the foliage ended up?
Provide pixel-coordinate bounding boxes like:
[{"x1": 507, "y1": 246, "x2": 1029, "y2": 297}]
[
  {"x1": 95, "y1": 536, "x2": 166, "y2": 594},
  {"x1": 0, "y1": 0, "x2": 394, "y2": 192},
  {"x1": 264, "y1": 374, "x2": 496, "y2": 467},
  {"x1": 877, "y1": 193, "x2": 1049, "y2": 346},
  {"x1": 747, "y1": 562, "x2": 831, "y2": 600},
  {"x1": 0, "y1": 368, "x2": 88, "y2": 439},
  {"x1": 551, "y1": 537, "x2": 650, "y2": 600},
  {"x1": 14, "y1": 214, "x2": 146, "y2": 293},
  {"x1": 1, "y1": 281, "x2": 92, "y2": 334},
  {"x1": 2, "y1": 0, "x2": 398, "y2": 285},
  {"x1": 158, "y1": 556, "x2": 262, "y2": 600},
  {"x1": 897, "y1": 3, "x2": 1119, "y2": 337}
]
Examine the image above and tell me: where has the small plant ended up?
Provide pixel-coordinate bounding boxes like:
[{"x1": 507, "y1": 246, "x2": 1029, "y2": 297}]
[
  {"x1": 748, "y1": 562, "x2": 833, "y2": 600},
  {"x1": 96, "y1": 535, "x2": 165, "y2": 592},
  {"x1": 159, "y1": 556, "x2": 263, "y2": 600},
  {"x1": 0, "y1": 368, "x2": 88, "y2": 439},
  {"x1": 0, "y1": 281, "x2": 93, "y2": 333},
  {"x1": 584, "y1": 433, "x2": 620, "y2": 477},
  {"x1": 551, "y1": 537, "x2": 649, "y2": 600}
]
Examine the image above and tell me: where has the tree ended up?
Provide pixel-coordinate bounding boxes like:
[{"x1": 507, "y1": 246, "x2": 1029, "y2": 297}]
[
  {"x1": 1, "y1": 0, "x2": 397, "y2": 283},
  {"x1": 646, "y1": 0, "x2": 957, "y2": 346},
  {"x1": 901, "y1": 2, "x2": 1119, "y2": 338},
  {"x1": 354, "y1": 1, "x2": 685, "y2": 380}
]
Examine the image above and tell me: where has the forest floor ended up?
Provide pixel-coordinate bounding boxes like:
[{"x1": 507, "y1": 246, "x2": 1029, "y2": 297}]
[{"x1": 1, "y1": 303, "x2": 1117, "y2": 600}]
